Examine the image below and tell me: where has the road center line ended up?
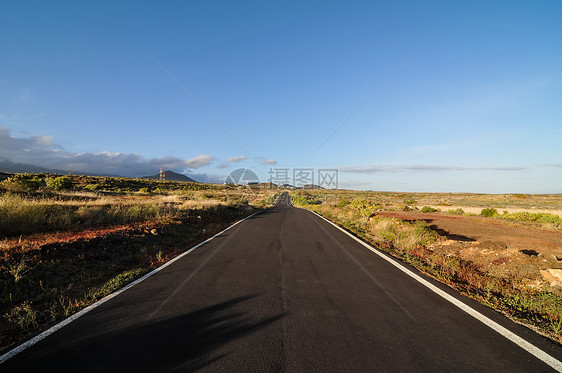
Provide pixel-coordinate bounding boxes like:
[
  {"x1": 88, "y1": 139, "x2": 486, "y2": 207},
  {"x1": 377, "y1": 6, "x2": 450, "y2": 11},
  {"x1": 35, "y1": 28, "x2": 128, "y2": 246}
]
[{"x1": 307, "y1": 209, "x2": 562, "y2": 372}]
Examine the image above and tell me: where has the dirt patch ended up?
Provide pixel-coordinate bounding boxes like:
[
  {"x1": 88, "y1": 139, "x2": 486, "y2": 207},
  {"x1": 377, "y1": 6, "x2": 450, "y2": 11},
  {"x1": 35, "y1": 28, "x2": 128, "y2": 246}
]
[
  {"x1": 376, "y1": 211, "x2": 562, "y2": 255},
  {"x1": 376, "y1": 211, "x2": 562, "y2": 289}
]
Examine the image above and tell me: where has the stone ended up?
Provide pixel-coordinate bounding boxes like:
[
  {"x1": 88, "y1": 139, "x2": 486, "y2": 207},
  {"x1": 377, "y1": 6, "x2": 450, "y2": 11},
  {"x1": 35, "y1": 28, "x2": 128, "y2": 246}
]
[{"x1": 540, "y1": 269, "x2": 562, "y2": 289}]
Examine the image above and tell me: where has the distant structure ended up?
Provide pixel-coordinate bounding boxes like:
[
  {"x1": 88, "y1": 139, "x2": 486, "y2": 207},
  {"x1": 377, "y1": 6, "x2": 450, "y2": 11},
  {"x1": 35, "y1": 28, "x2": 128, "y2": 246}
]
[{"x1": 159, "y1": 168, "x2": 165, "y2": 181}]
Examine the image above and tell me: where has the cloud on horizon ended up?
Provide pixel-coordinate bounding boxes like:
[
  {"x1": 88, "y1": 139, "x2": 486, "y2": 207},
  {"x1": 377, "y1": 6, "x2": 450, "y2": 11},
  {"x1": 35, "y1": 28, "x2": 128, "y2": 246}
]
[
  {"x1": 227, "y1": 155, "x2": 247, "y2": 163},
  {"x1": 262, "y1": 159, "x2": 277, "y2": 165},
  {"x1": 339, "y1": 164, "x2": 528, "y2": 174},
  {"x1": 0, "y1": 126, "x2": 214, "y2": 177}
]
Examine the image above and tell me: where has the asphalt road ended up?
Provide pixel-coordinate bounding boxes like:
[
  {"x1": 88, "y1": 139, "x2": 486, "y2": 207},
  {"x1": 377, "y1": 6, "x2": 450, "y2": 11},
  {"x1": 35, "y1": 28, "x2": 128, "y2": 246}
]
[{"x1": 2, "y1": 192, "x2": 562, "y2": 372}]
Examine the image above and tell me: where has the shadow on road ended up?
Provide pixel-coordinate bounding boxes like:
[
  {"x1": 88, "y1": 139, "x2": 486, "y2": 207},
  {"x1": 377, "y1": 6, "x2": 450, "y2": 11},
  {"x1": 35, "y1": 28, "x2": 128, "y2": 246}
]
[{"x1": 6, "y1": 295, "x2": 284, "y2": 373}]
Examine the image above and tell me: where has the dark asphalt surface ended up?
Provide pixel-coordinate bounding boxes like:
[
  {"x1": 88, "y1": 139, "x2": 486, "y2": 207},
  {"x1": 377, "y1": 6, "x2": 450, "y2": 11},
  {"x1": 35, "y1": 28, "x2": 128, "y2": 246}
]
[{"x1": 2, "y1": 192, "x2": 562, "y2": 372}]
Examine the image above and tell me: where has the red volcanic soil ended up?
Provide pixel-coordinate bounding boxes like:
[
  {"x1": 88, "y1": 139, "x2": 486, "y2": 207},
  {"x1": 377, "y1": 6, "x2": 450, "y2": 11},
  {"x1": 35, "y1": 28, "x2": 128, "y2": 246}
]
[{"x1": 375, "y1": 211, "x2": 562, "y2": 256}]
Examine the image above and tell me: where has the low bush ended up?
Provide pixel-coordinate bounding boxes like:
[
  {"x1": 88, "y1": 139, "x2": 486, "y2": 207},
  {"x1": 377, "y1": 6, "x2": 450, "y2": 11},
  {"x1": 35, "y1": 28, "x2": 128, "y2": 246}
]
[
  {"x1": 502, "y1": 211, "x2": 562, "y2": 227},
  {"x1": 421, "y1": 206, "x2": 438, "y2": 213},
  {"x1": 480, "y1": 208, "x2": 498, "y2": 217},
  {"x1": 47, "y1": 176, "x2": 73, "y2": 190}
]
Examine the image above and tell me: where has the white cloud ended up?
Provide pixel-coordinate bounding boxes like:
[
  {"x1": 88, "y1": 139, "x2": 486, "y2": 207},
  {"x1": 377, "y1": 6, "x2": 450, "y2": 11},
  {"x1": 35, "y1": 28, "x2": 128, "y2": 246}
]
[
  {"x1": 216, "y1": 163, "x2": 229, "y2": 169},
  {"x1": 227, "y1": 155, "x2": 247, "y2": 163},
  {"x1": 339, "y1": 164, "x2": 527, "y2": 174},
  {"x1": 0, "y1": 126, "x2": 214, "y2": 176},
  {"x1": 184, "y1": 154, "x2": 214, "y2": 169},
  {"x1": 263, "y1": 159, "x2": 277, "y2": 165}
]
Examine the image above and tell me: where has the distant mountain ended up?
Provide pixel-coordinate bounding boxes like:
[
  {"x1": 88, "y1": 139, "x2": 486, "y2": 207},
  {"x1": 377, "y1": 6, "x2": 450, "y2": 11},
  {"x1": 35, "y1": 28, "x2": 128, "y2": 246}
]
[
  {"x1": 0, "y1": 160, "x2": 120, "y2": 177},
  {"x1": 0, "y1": 160, "x2": 199, "y2": 182},
  {"x1": 0, "y1": 159, "x2": 70, "y2": 175},
  {"x1": 302, "y1": 184, "x2": 324, "y2": 190},
  {"x1": 141, "y1": 170, "x2": 198, "y2": 182}
]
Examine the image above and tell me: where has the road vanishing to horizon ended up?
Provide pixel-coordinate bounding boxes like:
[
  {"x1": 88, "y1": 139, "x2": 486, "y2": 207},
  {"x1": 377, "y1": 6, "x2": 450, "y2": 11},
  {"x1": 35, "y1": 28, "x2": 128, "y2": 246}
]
[{"x1": 2, "y1": 193, "x2": 562, "y2": 372}]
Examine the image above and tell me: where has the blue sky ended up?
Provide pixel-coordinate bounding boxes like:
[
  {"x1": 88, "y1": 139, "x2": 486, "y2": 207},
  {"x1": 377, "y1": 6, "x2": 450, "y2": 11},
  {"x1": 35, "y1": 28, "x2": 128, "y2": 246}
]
[{"x1": 1, "y1": 1, "x2": 561, "y2": 193}]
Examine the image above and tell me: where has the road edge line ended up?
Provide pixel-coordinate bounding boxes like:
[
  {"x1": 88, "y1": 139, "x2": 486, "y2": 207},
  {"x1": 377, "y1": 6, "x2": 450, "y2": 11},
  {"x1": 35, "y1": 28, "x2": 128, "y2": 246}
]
[
  {"x1": 0, "y1": 210, "x2": 261, "y2": 365},
  {"x1": 307, "y1": 209, "x2": 562, "y2": 372}
]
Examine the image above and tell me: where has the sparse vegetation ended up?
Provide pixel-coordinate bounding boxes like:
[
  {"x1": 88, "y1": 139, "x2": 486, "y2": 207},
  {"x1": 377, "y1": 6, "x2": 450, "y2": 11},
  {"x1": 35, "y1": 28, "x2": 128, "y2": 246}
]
[
  {"x1": 0, "y1": 174, "x2": 45, "y2": 193},
  {"x1": 0, "y1": 192, "x2": 174, "y2": 236},
  {"x1": 501, "y1": 211, "x2": 562, "y2": 228}
]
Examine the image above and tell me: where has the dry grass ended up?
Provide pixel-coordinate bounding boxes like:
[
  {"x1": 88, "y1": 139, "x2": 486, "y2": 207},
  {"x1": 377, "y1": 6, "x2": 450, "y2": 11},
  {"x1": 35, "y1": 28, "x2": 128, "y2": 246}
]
[{"x1": 0, "y1": 188, "x2": 276, "y2": 238}]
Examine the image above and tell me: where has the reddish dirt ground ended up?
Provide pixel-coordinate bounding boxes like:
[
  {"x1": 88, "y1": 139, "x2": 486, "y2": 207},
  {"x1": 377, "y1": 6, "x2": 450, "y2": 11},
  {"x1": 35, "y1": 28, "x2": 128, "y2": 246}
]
[{"x1": 375, "y1": 211, "x2": 562, "y2": 257}]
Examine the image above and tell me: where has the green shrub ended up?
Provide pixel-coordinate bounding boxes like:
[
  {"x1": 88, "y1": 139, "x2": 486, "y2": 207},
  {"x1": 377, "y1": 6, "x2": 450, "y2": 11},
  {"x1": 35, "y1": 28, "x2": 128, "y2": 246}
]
[
  {"x1": 480, "y1": 208, "x2": 498, "y2": 217},
  {"x1": 421, "y1": 206, "x2": 438, "y2": 213},
  {"x1": 404, "y1": 199, "x2": 417, "y2": 205},
  {"x1": 84, "y1": 184, "x2": 100, "y2": 191},
  {"x1": 502, "y1": 211, "x2": 562, "y2": 227},
  {"x1": 46, "y1": 176, "x2": 73, "y2": 190},
  {"x1": 447, "y1": 208, "x2": 465, "y2": 215}
]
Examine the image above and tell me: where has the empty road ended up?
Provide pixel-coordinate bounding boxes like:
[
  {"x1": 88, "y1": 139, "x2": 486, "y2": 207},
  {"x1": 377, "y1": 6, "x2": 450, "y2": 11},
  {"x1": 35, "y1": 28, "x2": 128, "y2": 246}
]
[{"x1": 2, "y1": 193, "x2": 561, "y2": 372}]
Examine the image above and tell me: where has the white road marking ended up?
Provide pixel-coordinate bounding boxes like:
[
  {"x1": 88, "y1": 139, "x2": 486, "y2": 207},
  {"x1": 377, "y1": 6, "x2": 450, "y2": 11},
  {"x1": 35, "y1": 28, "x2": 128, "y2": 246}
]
[
  {"x1": 308, "y1": 209, "x2": 562, "y2": 372},
  {"x1": 0, "y1": 211, "x2": 260, "y2": 365}
]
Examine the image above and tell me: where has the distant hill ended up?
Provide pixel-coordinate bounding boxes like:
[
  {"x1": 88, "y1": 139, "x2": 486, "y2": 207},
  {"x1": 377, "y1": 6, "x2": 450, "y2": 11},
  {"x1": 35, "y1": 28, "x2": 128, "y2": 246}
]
[
  {"x1": 141, "y1": 170, "x2": 197, "y2": 182},
  {"x1": 0, "y1": 160, "x2": 70, "y2": 175},
  {"x1": 0, "y1": 160, "x2": 120, "y2": 177},
  {"x1": 302, "y1": 184, "x2": 324, "y2": 190},
  {"x1": 0, "y1": 160, "x2": 199, "y2": 182}
]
